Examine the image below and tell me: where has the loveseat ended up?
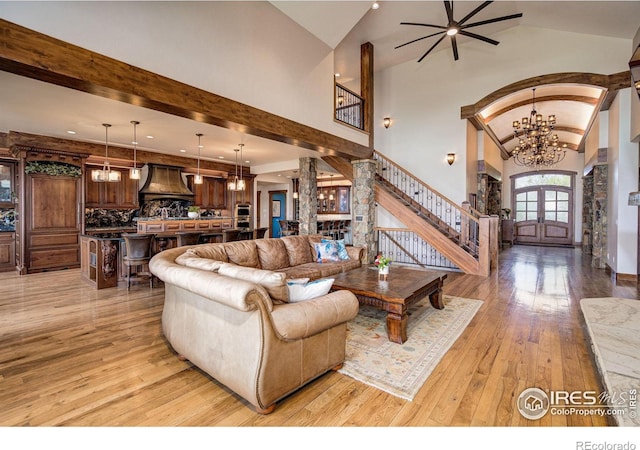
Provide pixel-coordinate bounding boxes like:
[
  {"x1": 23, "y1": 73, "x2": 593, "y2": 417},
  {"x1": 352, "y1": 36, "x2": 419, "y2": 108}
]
[{"x1": 149, "y1": 234, "x2": 364, "y2": 414}]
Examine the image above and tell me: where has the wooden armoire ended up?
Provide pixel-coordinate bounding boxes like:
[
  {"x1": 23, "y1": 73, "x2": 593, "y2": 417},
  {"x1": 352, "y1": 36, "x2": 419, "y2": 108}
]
[{"x1": 13, "y1": 146, "x2": 87, "y2": 274}]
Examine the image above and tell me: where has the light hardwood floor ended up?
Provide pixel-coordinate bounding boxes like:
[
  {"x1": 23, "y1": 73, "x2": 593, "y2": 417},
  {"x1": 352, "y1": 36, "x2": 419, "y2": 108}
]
[{"x1": 0, "y1": 245, "x2": 637, "y2": 427}]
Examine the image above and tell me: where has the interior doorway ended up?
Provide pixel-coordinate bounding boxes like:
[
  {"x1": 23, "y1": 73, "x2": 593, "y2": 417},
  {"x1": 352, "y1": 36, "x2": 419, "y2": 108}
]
[
  {"x1": 511, "y1": 171, "x2": 575, "y2": 246},
  {"x1": 269, "y1": 190, "x2": 287, "y2": 238}
]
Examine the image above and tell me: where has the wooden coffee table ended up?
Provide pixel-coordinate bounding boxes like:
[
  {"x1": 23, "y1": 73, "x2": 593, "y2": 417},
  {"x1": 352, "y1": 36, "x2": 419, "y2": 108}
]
[{"x1": 331, "y1": 266, "x2": 448, "y2": 344}]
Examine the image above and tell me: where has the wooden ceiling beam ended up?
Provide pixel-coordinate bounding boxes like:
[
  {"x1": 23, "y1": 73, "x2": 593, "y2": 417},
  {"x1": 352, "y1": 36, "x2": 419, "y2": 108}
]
[{"x1": 0, "y1": 19, "x2": 372, "y2": 162}]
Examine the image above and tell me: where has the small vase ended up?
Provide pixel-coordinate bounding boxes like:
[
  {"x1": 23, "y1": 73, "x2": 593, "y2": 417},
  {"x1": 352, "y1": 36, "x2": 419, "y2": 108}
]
[
  {"x1": 378, "y1": 266, "x2": 389, "y2": 281},
  {"x1": 188, "y1": 212, "x2": 199, "y2": 219}
]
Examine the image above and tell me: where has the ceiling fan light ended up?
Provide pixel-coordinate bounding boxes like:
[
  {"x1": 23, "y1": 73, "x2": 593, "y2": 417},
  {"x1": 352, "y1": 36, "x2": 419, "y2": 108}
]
[{"x1": 446, "y1": 27, "x2": 458, "y2": 36}]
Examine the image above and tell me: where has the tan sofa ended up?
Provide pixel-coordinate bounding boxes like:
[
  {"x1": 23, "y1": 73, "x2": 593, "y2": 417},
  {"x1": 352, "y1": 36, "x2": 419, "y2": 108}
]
[{"x1": 149, "y1": 234, "x2": 364, "y2": 414}]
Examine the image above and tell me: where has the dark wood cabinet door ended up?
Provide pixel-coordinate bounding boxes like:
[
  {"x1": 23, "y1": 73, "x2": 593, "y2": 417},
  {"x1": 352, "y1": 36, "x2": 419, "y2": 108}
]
[
  {"x1": 27, "y1": 174, "x2": 81, "y2": 273},
  {"x1": 85, "y1": 176, "x2": 101, "y2": 206},
  {"x1": 86, "y1": 168, "x2": 137, "y2": 208},
  {"x1": 210, "y1": 178, "x2": 227, "y2": 209},
  {"x1": 120, "y1": 174, "x2": 139, "y2": 208}
]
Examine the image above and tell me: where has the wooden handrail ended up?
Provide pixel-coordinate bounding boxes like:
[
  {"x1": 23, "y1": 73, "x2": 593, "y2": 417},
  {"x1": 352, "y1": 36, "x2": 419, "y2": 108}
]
[{"x1": 373, "y1": 150, "x2": 479, "y2": 224}]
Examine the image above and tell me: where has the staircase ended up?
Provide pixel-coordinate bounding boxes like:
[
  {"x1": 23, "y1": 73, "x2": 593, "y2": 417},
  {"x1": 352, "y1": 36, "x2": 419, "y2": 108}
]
[{"x1": 323, "y1": 152, "x2": 499, "y2": 277}]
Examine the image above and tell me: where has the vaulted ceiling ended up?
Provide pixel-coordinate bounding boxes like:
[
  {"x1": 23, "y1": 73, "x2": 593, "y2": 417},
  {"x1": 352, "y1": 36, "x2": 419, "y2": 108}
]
[{"x1": 1, "y1": 1, "x2": 639, "y2": 176}]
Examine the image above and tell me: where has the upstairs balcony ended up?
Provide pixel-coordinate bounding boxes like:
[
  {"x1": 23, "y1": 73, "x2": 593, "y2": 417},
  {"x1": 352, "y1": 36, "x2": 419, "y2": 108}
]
[{"x1": 335, "y1": 83, "x2": 365, "y2": 131}]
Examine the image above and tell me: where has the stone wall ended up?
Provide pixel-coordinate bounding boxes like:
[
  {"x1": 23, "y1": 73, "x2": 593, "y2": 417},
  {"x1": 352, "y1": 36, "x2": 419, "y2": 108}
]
[
  {"x1": 582, "y1": 174, "x2": 594, "y2": 254},
  {"x1": 591, "y1": 165, "x2": 608, "y2": 269}
]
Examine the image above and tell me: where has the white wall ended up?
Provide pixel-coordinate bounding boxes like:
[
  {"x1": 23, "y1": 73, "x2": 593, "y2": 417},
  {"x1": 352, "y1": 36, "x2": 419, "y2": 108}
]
[
  {"x1": 374, "y1": 26, "x2": 632, "y2": 214},
  {"x1": 607, "y1": 89, "x2": 639, "y2": 275},
  {"x1": 0, "y1": 1, "x2": 368, "y2": 148}
]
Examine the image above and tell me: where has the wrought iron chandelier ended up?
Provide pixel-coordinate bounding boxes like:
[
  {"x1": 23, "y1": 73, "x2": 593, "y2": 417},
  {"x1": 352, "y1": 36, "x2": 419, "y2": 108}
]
[{"x1": 511, "y1": 88, "x2": 567, "y2": 168}]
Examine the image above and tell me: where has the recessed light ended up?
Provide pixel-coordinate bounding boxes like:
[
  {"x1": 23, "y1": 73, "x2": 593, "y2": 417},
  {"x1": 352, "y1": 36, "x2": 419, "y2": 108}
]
[
  {"x1": 277, "y1": 174, "x2": 282, "y2": 177},
  {"x1": 245, "y1": 160, "x2": 250, "y2": 164},
  {"x1": 335, "y1": 73, "x2": 340, "y2": 77},
  {"x1": 146, "y1": 135, "x2": 154, "y2": 139},
  {"x1": 66, "y1": 130, "x2": 76, "y2": 135},
  {"x1": 218, "y1": 156, "x2": 225, "y2": 159},
  {"x1": 179, "y1": 149, "x2": 186, "y2": 153},
  {"x1": 372, "y1": 2, "x2": 379, "y2": 10}
]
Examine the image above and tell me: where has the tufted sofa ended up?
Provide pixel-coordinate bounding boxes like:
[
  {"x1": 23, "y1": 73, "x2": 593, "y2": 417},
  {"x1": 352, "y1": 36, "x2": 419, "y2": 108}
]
[{"x1": 149, "y1": 234, "x2": 364, "y2": 414}]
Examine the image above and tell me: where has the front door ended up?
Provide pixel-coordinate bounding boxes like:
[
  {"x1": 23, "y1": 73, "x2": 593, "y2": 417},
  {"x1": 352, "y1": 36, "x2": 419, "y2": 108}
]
[{"x1": 512, "y1": 171, "x2": 575, "y2": 246}]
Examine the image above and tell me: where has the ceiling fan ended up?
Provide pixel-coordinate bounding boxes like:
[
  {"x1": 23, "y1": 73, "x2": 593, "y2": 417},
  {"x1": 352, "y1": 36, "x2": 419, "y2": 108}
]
[{"x1": 395, "y1": 1, "x2": 523, "y2": 63}]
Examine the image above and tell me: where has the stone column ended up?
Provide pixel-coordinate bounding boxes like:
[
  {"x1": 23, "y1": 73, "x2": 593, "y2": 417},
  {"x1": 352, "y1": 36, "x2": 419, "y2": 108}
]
[
  {"x1": 591, "y1": 164, "x2": 608, "y2": 269},
  {"x1": 582, "y1": 174, "x2": 594, "y2": 255},
  {"x1": 351, "y1": 159, "x2": 376, "y2": 263},
  {"x1": 298, "y1": 157, "x2": 317, "y2": 235}
]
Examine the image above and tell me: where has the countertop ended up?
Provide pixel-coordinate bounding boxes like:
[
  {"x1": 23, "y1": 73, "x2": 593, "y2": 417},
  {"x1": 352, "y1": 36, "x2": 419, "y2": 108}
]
[{"x1": 136, "y1": 217, "x2": 232, "y2": 221}]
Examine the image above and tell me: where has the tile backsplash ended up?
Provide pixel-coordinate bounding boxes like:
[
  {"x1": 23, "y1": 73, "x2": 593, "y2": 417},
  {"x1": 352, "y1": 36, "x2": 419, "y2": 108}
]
[
  {"x1": 0, "y1": 208, "x2": 15, "y2": 231},
  {"x1": 85, "y1": 208, "x2": 138, "y2": 229}
]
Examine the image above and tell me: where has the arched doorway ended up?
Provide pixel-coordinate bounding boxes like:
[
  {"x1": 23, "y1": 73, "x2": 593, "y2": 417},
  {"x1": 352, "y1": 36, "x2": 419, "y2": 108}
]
[{"x1": 511, "y1": 171, "x2": 575, "y2": 246}]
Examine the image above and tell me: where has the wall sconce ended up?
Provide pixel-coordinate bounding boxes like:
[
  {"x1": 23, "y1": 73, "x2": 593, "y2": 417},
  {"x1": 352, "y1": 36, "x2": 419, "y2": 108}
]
[
  {"x1": 383, "y1": 117, "x2": 391, "y2": 128},
  {"x1": 337, "y1": 94, "x2": 344, "y2": 106},
  {"x1": 446, "y1": 153, "x2": 456, "y2": 166}
]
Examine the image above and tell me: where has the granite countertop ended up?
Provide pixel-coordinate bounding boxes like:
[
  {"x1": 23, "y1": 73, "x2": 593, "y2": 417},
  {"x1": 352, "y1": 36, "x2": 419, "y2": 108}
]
[
  {"x1": 0, "y1": 226, "x2": 15, "y2": 232},
  {"x1": 85, "y1": 226, "x2": 137, "y2": 231},
  {"x1": 136, "y1": 216, "x2": 232, "y2": 221}
]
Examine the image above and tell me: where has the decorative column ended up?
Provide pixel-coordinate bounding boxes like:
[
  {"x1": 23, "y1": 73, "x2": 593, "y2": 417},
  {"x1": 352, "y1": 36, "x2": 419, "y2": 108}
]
[
  {"x1": 351, "y1": 159, "x2": 376, "y2": 263},
  {"x1": 298, "y1": 157, "x2": 317, "y2": 235}
]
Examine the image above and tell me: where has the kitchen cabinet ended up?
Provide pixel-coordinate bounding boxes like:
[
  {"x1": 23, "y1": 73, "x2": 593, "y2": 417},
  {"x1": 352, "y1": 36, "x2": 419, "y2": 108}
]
[
  {"x1": 85, "y1": 168, "x2": 138, "y2": 208},
  {"x1": 187, "y1": 176, "x2": 227, "y2": 210},
  {"x1": 0, "y1": 232, "x2": 15, "y2": 272},
  {"x1": 317, "y1": 185, "x2": 350, "y2": 214},
  {"x1": 24, "y1": 172, "x2": 81, "y2": 273},
  {"x1": 0, "y1": 162, "x2": 15, "y2": 207}
]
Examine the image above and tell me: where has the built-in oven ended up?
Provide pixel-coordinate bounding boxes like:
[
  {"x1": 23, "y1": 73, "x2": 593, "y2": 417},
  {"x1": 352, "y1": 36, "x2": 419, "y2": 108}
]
[{"x1": 234, "y1": 203, "x2": 251, "y2": 229}]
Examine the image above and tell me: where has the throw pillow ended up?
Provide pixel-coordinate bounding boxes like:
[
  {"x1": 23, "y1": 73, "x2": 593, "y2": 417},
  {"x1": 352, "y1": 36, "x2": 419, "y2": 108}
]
[
  {"x1": 218, "y1": 263, "x2": 288, "y2": 302},
  {"x1": 287, "y1": 278, "x2": 335, "y2": 302},
  {"x1": 322, "y1": 239, "x2": 350, "y2": 261},
  {"x1": 314, "y1": 241, "x2": 340, "y2": 263}
]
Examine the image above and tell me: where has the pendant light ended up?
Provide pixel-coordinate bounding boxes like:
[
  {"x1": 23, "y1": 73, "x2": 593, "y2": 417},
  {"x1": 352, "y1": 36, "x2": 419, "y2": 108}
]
[
  {"x1": 228, "y1": 146, "x2": 245, "y2": 191},
  {"x1": 329, "y1": 174, "x2": 334, "y2": 201},
  {"x1": 129, "y1": 120, "x2": 141, "y2": 180},
  {"x1": 91, "y1": 123, "x2": 121, "y2": 182},
  {"x1": 237, "y1": 143, "x2": 246, "y2": 191},
  {"x1": 194, "y1": 133, "x2": 203, "y2": 184},
  {"x1": 318, "y1": 173, "x2": 325, "y2": 200}
]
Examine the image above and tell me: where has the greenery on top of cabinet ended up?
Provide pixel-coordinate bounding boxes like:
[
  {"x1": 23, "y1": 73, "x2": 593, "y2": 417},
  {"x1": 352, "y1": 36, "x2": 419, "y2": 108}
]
[{"x1": 25, "y1": 161, "x2": 82, "y2": 177}]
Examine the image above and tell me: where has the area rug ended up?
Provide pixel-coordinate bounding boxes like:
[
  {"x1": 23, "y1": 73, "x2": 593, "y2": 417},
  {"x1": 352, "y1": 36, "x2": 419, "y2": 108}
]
[{"x1": 338, "y1": 295, "x2": 483, "y2": 401}]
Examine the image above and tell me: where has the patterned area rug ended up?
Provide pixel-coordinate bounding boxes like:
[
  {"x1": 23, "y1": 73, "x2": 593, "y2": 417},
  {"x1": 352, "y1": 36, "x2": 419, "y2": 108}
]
[{"x1": 338, "y1": 295, "x2": 483, "y2": 401}]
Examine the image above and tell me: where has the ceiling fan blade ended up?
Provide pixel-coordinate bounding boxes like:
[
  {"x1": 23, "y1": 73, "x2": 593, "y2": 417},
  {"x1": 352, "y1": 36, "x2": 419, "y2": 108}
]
[
  {"x1": 417, "y1": 34, "x2": 448, "y2": 63},
  {"x1": 400, "y1": 22, "x2": 447, "y2": 31},
  {"x1": 444, "y1": 1, "x2": 454, "y2": 22},
  {"x1": 458, "y1": 1, "x2": 493, "y2": 26},
  {"x1": 458, "y1": 29, "x2": 500, "y2": 46},
  {"x1": 394, "y1": 31, "x2": 446, "y2": 50},
  {"x1": 461, "y1": 13, "x2": 523, "y2": 29},
  {"x1": 451, "y1": 35, "x2": 459, "y2": 61}
]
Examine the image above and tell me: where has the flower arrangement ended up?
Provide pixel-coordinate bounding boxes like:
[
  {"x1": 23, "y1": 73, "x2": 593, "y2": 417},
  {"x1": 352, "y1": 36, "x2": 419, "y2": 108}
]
[
  {"x1": 374, "y1": 254, "x2": 392, "y2": 269},
  {"x1": 501, "y1": 208, "x2": 511, "y2": 219}
]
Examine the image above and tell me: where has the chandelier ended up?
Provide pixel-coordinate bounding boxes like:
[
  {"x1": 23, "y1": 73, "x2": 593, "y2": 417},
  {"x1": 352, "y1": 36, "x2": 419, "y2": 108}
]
[
  {"x1": 91, "y1": 123, "x2": 121, "y2": 182},
  {"x1": 511, "y1": 88, "x2": 567, "y2": 168}
]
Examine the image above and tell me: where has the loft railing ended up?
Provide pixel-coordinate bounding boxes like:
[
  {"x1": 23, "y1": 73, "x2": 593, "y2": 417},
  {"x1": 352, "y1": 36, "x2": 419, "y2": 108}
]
[
  {"x1": 373, "y1": 150, "x2": 481, "y2": 257},
  {"x1": 376, "y1": 228, "x2": 459, "y2": 270},
  {"x1": 335, "y1": 83, "x2": 364, "y2": 130}
]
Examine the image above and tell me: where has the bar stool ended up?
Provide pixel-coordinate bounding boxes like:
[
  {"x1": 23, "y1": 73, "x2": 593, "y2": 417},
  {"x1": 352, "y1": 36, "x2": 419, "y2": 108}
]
[
  {"x1": 176, "y1": 231, "x2": 202, "y2": 247},
  {"x1": 198, "y1": 228, "x2": 224, "y2": 244},
  {"x1": 223, "y1": 229, "x2": 241, "y2": 242},
  {"x1": 121, "y1": 233, "x2": 156, "y2": 290}
]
